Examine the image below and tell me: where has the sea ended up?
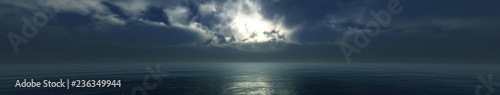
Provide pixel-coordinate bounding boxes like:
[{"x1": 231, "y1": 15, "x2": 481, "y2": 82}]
[{"x1": 0, "y1": 63, "x2": 498, "y2": 95}]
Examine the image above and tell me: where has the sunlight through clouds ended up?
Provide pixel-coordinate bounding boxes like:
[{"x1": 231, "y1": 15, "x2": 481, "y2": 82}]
[
  {"x1": 160, "y1": 0, "x2": 295, "y2": 51},
  {"x1": 223, "y1": 0, "x2": 291, "y2": 43}
]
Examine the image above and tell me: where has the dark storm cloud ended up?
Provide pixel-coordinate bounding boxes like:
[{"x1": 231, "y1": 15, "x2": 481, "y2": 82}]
[
  {"x1": 0, "y1": 0, "x2": 499, "y2": 63},
  {"x1": 259, "y1": 0, "x2": 379, "y2": 43},
  {"x1": 356, "y1": 0, "x2": 500, "y2": 63}
]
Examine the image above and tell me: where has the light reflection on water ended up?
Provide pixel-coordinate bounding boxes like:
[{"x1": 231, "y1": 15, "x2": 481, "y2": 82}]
[
  {"x1": 222, "y1": 63, "x2": 297, "y2": 95},
  {"x1": 226, "y1": 74, "x2": 273, "y2": 95}
]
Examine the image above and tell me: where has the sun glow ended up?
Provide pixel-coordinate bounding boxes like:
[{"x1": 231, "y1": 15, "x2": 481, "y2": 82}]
[
  {"x1": 231, "y1": 14, "x2": 273, "y2": 43},
  {"x1": 225, "y1": 1, "x2": 290, "y2": 44}
]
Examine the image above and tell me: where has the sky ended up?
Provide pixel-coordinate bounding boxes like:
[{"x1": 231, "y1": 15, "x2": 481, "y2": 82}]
[{"x1": 0, "y1": 0, "x2": 499, "y2": 63}]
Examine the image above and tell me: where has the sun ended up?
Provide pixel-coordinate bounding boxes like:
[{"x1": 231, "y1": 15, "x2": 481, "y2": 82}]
[
  {"x1": 226, "y1": 1, "x2": 289, "y2": 44},
  {"x1": 230, "y1": 14, "x2": 270, "y2": 42}
]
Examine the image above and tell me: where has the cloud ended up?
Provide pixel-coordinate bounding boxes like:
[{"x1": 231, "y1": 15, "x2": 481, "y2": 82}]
[
  {"x1": 32, "y1": 0, "x2": 297, "y2": 52},
  {"x1": 108, "y1": 0, "x2": 149, "y2": 18},
  {"x1": 1, "y1": 0, "x2": 500, "y2": 63},
  {"x1": 25, "y1": 0, "x2": 385, "y2": 52},
  {"x1": 197, "y1": 1, "x2": 217, "y2": 15},
  {"x1": 6, "y1": 0, "x2": 496, "y2": 52},
  {"x1": 164, "y1": 6, "x2": 190, "y2": 25},
  {"x1": 382, "y1": 17, "x2": 500, "y2": 37},
  {"x1": 34, "y1": 0, "x2": 128, "y2": 26},
  {"x1": 207, "y1": 0, "x2": 294, "y2": 44},
  {"x1": 137, "y1": 18, "x2": 166, "y2": 26},
  {"x1": 55, "y1": 0, "x2": 107, "y2": 15},
  {"x1": 0, "y1": 1, "x2": 39, "y2": 11},
  {"x1": 154, "y1": 0, "x2": 297, "y2": 51}
]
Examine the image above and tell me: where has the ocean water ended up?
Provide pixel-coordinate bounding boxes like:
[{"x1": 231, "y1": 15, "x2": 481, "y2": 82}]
[{"x1": 0, "y1": 63, "x2": 498, "y2": 95}]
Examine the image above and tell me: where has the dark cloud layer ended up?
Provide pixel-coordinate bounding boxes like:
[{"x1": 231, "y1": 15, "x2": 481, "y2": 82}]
[{"x1": 0, "y1": 0, "x2": 499, "y2": 63}]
